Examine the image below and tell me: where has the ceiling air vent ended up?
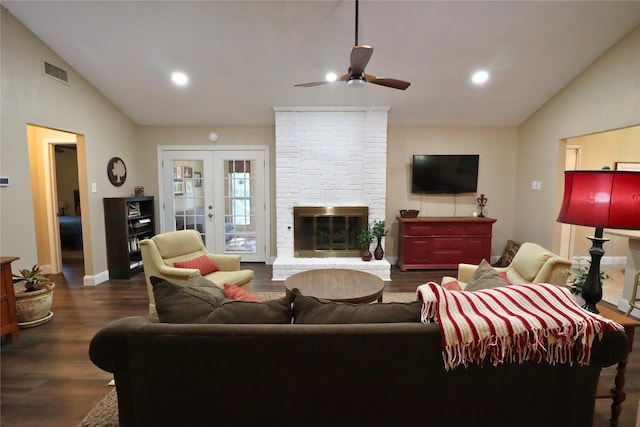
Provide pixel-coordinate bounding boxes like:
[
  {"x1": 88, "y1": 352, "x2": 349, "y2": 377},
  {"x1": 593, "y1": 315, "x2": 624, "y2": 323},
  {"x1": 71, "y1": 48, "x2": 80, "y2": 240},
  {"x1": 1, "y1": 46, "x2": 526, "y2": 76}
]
[{"x1": 43, "y1": 61, "x2": 69, "y2": 84}]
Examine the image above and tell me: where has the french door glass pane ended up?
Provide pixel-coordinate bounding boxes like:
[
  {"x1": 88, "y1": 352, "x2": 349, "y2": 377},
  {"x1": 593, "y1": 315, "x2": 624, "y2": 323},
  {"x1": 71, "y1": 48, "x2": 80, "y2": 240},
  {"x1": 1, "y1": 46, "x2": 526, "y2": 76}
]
[
  {"x1": 224, "y1": 160, "x2": 256, "y2": 253},
  {"x1": 172, "y1": 159, "x2": 206, "y2": 245}
]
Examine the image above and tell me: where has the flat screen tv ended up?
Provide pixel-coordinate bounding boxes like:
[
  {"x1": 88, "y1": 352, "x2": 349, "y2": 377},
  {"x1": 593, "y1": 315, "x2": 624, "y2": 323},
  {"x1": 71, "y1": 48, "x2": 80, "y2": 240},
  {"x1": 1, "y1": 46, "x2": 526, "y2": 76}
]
[{"x1": 412, "y1": 154, "x2": 479, "y2": 194}]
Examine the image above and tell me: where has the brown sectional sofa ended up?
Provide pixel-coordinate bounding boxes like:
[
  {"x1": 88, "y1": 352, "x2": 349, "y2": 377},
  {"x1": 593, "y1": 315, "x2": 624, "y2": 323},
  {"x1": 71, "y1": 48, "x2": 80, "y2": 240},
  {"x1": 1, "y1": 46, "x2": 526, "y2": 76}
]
[{"x1": 89, "y1": 279, "x2": 628, "y2": 427}]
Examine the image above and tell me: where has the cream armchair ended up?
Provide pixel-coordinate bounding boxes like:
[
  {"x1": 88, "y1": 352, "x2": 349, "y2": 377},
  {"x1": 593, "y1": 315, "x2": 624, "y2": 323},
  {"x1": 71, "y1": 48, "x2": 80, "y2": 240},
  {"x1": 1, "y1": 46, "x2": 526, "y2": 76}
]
[
  {"x1": 140, "y1": 230, "x2": 254, "y2": 314},
  {"x1": 442, "y1": 242, "x2": 571, "y2": 290}
]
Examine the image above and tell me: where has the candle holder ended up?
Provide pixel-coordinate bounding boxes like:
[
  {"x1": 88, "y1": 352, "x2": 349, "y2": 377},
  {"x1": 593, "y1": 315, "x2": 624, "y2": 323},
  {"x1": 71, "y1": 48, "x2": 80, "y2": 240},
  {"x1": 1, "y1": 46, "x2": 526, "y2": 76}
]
[{"x1": 476, "y1": 194, "x2": 487, "y2": 218}]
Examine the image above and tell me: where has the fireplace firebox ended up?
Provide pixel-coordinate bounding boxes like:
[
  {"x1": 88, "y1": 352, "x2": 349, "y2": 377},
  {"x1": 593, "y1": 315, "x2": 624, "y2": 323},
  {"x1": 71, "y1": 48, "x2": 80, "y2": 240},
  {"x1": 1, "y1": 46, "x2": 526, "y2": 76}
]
[{"x1": 294, "y1": 206, "x2": 368, "y2": 258}]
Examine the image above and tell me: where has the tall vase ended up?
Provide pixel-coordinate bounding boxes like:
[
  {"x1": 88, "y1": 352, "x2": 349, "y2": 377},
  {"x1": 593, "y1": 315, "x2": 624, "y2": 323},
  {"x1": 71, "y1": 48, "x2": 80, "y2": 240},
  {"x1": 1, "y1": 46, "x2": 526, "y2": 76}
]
[{"x1": 374, "y1": 237, "x2": 384, "y2": 260}]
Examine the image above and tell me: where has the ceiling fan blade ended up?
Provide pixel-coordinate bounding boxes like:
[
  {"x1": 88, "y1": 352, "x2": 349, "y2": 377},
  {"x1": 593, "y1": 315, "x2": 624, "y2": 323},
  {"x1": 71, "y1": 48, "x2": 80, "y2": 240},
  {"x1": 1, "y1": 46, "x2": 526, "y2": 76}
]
[
  {"x1": 294, "y1": 81, "x2": 331, "y2": 88},
  {"x1": 350, "y1": 45, "x2": 373, "y2": 75},
  {"x1": 365, "y1": 74, "x2": 411, "y2": 90},
  {"x1": 295, "y1": 73, "x2": 350, "y2": 88}
]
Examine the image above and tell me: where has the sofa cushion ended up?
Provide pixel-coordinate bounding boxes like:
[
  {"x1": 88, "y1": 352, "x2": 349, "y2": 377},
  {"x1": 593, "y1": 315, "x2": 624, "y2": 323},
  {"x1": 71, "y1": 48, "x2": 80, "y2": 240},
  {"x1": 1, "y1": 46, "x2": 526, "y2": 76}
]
[
  {"x1": 204, "y1": 295, "x2": 294, "y2": 324},
  {"x1": 510, "y1": 242, "x2": 554, "y2": 282},
  {"x1": 151, "y1": 276, "x2": 293, "y2": 324},
  {"x1": 465, "y1": 259, "x2": 508, "y2": 291},
  {"x1": 224, "y1": 283, "x2": 260, "y2": 302},
  {"x1": 174, "y1": 254, "x2": 219, "y2": 275},
  {"x1": 152, "y1": 229, "x2": 204, "y2": 259},
  {"x1": 292, "y1": 290, "x2": 422, "y2": 324}
]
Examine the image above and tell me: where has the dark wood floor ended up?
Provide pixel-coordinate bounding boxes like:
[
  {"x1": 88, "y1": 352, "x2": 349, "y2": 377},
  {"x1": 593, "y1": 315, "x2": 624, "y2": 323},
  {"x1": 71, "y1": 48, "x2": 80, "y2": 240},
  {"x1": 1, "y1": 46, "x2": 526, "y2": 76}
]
[{"x1": 1, "y1": 260, "x2": 639, "y2": 426}]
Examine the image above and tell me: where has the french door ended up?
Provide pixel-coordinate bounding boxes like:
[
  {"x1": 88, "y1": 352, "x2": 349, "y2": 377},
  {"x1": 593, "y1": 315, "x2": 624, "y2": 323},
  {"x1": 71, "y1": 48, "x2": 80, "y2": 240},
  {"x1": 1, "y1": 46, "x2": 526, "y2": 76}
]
[{"x1": 160, "y1": 148, "x2": 267, "y2": 262}]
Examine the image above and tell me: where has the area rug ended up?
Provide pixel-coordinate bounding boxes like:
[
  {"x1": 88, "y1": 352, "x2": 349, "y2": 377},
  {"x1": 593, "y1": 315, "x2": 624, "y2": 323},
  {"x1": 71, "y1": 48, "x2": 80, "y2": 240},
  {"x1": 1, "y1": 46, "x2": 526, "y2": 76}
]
[{"x1": 81, "y1": 388, "x2": 118, "y2": 427}]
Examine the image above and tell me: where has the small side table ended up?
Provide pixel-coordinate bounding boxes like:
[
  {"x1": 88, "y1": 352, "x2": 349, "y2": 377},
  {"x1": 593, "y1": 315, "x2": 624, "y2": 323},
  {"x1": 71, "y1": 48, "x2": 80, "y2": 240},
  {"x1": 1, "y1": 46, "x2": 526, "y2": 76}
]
[
  {"x1": 1, "y1": 256, "x2": 20, "y2": 342},
  {"x1": 596, "y1": 305, "x2": 640, "y2": 427}
]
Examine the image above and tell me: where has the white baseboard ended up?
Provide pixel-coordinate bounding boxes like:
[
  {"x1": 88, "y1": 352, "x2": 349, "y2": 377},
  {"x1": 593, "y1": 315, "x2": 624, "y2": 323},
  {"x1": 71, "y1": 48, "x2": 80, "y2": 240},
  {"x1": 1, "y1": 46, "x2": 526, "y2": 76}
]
[{"x1": 83, "y1": 270, "x2": 110, "y2": 287}]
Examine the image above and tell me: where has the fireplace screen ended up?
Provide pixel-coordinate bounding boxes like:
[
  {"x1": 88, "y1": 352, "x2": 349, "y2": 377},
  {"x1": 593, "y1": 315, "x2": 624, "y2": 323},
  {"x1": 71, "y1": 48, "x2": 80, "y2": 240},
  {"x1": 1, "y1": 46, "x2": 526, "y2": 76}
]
[{"x1": 294, "y1": 206, "x2": 368, "y2": 257}]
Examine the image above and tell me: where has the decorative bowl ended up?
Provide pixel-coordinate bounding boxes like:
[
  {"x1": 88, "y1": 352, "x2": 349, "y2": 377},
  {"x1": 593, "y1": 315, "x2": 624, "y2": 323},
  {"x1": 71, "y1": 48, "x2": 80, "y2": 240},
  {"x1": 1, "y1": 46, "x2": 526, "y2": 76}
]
[{"x1": 399, "y1": 209, "x2": 419, "y2": 218}]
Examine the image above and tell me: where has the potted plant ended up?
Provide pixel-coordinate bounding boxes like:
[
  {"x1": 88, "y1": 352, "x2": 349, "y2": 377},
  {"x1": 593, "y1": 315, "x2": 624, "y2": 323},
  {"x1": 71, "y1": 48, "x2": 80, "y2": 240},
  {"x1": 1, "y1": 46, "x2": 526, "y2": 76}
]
[
  {"x1": 564, "y1": 257, "x2": 612, "y2": 298},
  {"x1": 357, "y1": 226, "x2": 374, "y2": 261},
  {"x1": 372, "y1": 220, "x2": 387, "y2": 260},
  {"x1": 12, "y1": 264, "x2": 55, "y2": 327}
]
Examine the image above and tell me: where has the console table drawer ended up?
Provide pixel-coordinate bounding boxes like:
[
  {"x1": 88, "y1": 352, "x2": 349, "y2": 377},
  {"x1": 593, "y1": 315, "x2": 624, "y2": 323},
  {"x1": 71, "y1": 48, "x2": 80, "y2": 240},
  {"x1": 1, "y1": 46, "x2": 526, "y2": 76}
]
[
  {"x1": 404, "y1": 223, "x2": 466, "y2": 236},
  {"x1": 432, "y1": 238, "x2": 465, "y2": 250},
  {"x1": 429, "y1": 250, "x2": 465, "y2": 264},
  {"x1": 465, "y1": 223, "x2": 492, "y2": 235}
]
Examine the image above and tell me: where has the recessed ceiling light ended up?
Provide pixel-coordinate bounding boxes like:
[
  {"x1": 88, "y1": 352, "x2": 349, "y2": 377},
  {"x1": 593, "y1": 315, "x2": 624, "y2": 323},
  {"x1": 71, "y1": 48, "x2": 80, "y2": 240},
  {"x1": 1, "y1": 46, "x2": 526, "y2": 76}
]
[
  {"x1": 325, "y1": 72, "x2": 338, "y2": 82},
  {"x1": 471, "y1": 70, "x2": 490, "y2": 85},
  {"x1": 171, "y1": 71, "x2": 189, "y2": 86}
]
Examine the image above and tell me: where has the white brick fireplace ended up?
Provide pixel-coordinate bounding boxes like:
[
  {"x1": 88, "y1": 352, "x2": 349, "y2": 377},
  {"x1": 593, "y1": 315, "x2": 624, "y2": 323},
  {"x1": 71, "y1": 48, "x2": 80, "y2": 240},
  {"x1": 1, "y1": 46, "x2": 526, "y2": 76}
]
[{"x1": 272, "y1": 107, "x2": 391, "y2": 281}]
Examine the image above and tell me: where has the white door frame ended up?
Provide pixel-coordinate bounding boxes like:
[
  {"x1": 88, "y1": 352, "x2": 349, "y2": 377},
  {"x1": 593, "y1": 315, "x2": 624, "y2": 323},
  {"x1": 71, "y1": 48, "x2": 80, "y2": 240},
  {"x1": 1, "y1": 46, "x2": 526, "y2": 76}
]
[{"x1": 157, "y1": 145, "x2": 270, "y2": 262}]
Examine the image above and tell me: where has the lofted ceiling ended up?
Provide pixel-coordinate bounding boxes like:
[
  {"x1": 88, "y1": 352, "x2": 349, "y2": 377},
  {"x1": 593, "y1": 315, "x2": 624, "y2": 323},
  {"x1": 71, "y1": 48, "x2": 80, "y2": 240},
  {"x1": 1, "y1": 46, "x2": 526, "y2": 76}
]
[{"x1": 3, "y1": 0, "x2": 640, "y2": 126}]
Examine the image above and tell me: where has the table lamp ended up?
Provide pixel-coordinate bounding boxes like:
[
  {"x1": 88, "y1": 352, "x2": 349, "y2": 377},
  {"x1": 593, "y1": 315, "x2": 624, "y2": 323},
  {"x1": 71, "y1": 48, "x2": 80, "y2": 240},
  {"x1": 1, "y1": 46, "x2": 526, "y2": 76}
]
[{"x1": 557, "y1": 170, "x2": 640, "y2": 313}]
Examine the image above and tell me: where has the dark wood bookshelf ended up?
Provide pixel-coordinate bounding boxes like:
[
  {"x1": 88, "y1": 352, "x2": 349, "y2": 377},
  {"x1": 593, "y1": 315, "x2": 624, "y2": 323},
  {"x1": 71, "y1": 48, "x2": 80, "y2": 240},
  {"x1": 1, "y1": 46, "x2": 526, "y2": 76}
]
[{"x1": 103, "y1": 196, "x2": 155, "y2": 279}]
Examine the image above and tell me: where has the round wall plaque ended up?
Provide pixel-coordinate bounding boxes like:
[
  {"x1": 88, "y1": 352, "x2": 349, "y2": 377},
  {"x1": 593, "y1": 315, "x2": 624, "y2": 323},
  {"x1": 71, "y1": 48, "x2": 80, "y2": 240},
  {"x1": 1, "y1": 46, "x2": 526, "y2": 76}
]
[{"x1": 107, "y1": 157, "x2": 127, "y2": 187}]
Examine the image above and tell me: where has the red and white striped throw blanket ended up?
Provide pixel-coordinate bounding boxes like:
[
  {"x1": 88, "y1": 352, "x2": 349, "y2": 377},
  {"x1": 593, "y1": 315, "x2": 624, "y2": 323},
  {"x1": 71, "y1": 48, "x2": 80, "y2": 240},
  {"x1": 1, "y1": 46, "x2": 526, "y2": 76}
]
[{"x1": 417, "y1": 282, "x2": 623, "y2": 371}]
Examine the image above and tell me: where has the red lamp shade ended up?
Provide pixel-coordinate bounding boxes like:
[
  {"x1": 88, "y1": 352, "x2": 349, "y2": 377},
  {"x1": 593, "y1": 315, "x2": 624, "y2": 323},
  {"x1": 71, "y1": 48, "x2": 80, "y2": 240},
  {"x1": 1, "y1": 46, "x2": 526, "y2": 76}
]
[{"x1": 557, "y1": 170, "x2": 640, "y2": 230}]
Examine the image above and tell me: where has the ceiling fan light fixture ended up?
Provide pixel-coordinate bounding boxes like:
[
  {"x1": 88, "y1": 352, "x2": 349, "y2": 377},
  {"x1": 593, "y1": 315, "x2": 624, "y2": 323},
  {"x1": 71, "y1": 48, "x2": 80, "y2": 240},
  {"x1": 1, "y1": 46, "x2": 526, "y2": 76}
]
[{"x1": 347, "y1": 75, "x2": 366, "y2": 87}]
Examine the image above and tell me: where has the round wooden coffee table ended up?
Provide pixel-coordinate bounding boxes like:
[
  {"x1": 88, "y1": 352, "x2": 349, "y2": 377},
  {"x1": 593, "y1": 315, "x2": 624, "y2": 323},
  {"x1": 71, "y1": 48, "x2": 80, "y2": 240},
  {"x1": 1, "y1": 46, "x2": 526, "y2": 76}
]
[{"x1": 284, "y1": 268, "x2": 385, "y2": 303}]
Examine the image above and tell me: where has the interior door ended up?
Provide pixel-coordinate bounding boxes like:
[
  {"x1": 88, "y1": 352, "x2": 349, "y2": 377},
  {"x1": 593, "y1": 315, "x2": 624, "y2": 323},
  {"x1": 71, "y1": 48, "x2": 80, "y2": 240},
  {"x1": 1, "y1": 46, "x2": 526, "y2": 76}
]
[
  {"x1": 162, "y1": 151, "x2": 214, "y2": 246},
  {"x1": 212, "y1": 150, "x2": 266, "y2": 262}
]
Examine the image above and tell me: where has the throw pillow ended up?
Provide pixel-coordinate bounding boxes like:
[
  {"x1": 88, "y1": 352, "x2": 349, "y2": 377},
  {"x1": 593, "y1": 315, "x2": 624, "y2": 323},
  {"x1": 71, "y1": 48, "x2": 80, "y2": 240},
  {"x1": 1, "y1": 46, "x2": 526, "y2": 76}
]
[
  {"x1": 185, "y1": 272, "x2": 226, "y2": 299},
  {"x1": 204, "y1": 294, "x2": 294, "y2": 324},
  {"x1": 292, "y1": 289, "x2": 422, "y2": 324},
  {"x1": 465, "y1": 259, "x2": 508, "y2": 291},
  {"x1": 442, "y1": 280, "x2": 462, "y2": 291},
  {"x1": 173, "y1": 254, "x2": 219, "y2": 275},
  {"x1": 493, "y1": 239, "x2": 521, "y2": 267},
  {"x1": 224, "y1": 283, "x2": 261, "y2": 302},
  {"x1": 151, "y1": 276, "x2": 225, "y2": 324}
]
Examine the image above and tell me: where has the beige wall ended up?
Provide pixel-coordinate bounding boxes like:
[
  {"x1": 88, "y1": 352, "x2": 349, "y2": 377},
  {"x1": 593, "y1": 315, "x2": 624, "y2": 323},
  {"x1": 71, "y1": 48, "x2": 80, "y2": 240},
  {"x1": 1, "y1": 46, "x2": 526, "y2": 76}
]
[
  {"x1": 386, "y1": 126, "x2": 518, "y2": 260},
  {"x1": 516, "y1": 26, "x2": 640, "y2": 254},
  {"x1": 1, "y1": 7, "x2": 139, "y2": 279}
]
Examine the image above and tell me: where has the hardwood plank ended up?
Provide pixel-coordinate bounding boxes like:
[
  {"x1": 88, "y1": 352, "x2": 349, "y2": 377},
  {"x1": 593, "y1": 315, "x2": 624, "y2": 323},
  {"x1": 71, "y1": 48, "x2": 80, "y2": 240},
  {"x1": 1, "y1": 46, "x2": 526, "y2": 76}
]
[{"x1": 1, "y1": 262, "x2": 638, "y2": 426}]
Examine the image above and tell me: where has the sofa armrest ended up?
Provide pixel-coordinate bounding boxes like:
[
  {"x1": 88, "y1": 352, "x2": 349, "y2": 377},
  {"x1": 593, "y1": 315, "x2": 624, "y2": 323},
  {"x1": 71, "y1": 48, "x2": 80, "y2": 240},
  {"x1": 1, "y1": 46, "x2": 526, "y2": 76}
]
[
  {"x1": 89, "y1": 316, "x2": 159, "y2": 373},
  {"x1": 155, "y1": 264, "x2": 199, "y2": 282},
  {"x1": 208, "y1": 254, "x2": 241, "y2": 271}
]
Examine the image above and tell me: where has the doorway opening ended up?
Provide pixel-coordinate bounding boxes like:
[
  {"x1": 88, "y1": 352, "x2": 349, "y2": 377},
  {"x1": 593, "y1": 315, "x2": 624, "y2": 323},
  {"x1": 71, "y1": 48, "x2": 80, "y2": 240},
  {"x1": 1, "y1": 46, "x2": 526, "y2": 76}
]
[{"x1": 26, "y1": 124, "x2": 88, "y2": 277}]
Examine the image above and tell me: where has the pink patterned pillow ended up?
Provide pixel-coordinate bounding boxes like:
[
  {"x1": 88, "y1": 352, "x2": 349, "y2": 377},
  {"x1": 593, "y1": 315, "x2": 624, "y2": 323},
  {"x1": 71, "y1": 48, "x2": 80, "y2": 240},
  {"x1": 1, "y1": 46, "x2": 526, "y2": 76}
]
[
  {"x1": 442, "y1": 280, "x2": 462, "y2": 291},
  {"x1": 174, "y1": 255, "x2": 219, "y2": 275},
  {"x1": 224, "y1": 283, "x2": 260, "y2": 302},
  {"x1": 498, "y1": 271, "x2": 512, "y2": 285}
]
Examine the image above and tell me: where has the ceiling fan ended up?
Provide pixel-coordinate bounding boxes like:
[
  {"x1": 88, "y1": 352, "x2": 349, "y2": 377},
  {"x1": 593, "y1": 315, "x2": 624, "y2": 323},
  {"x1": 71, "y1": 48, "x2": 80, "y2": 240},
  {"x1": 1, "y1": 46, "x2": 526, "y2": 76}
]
[{"x1": 295, "y1": 0, "x2": 410, "y2": 90}]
